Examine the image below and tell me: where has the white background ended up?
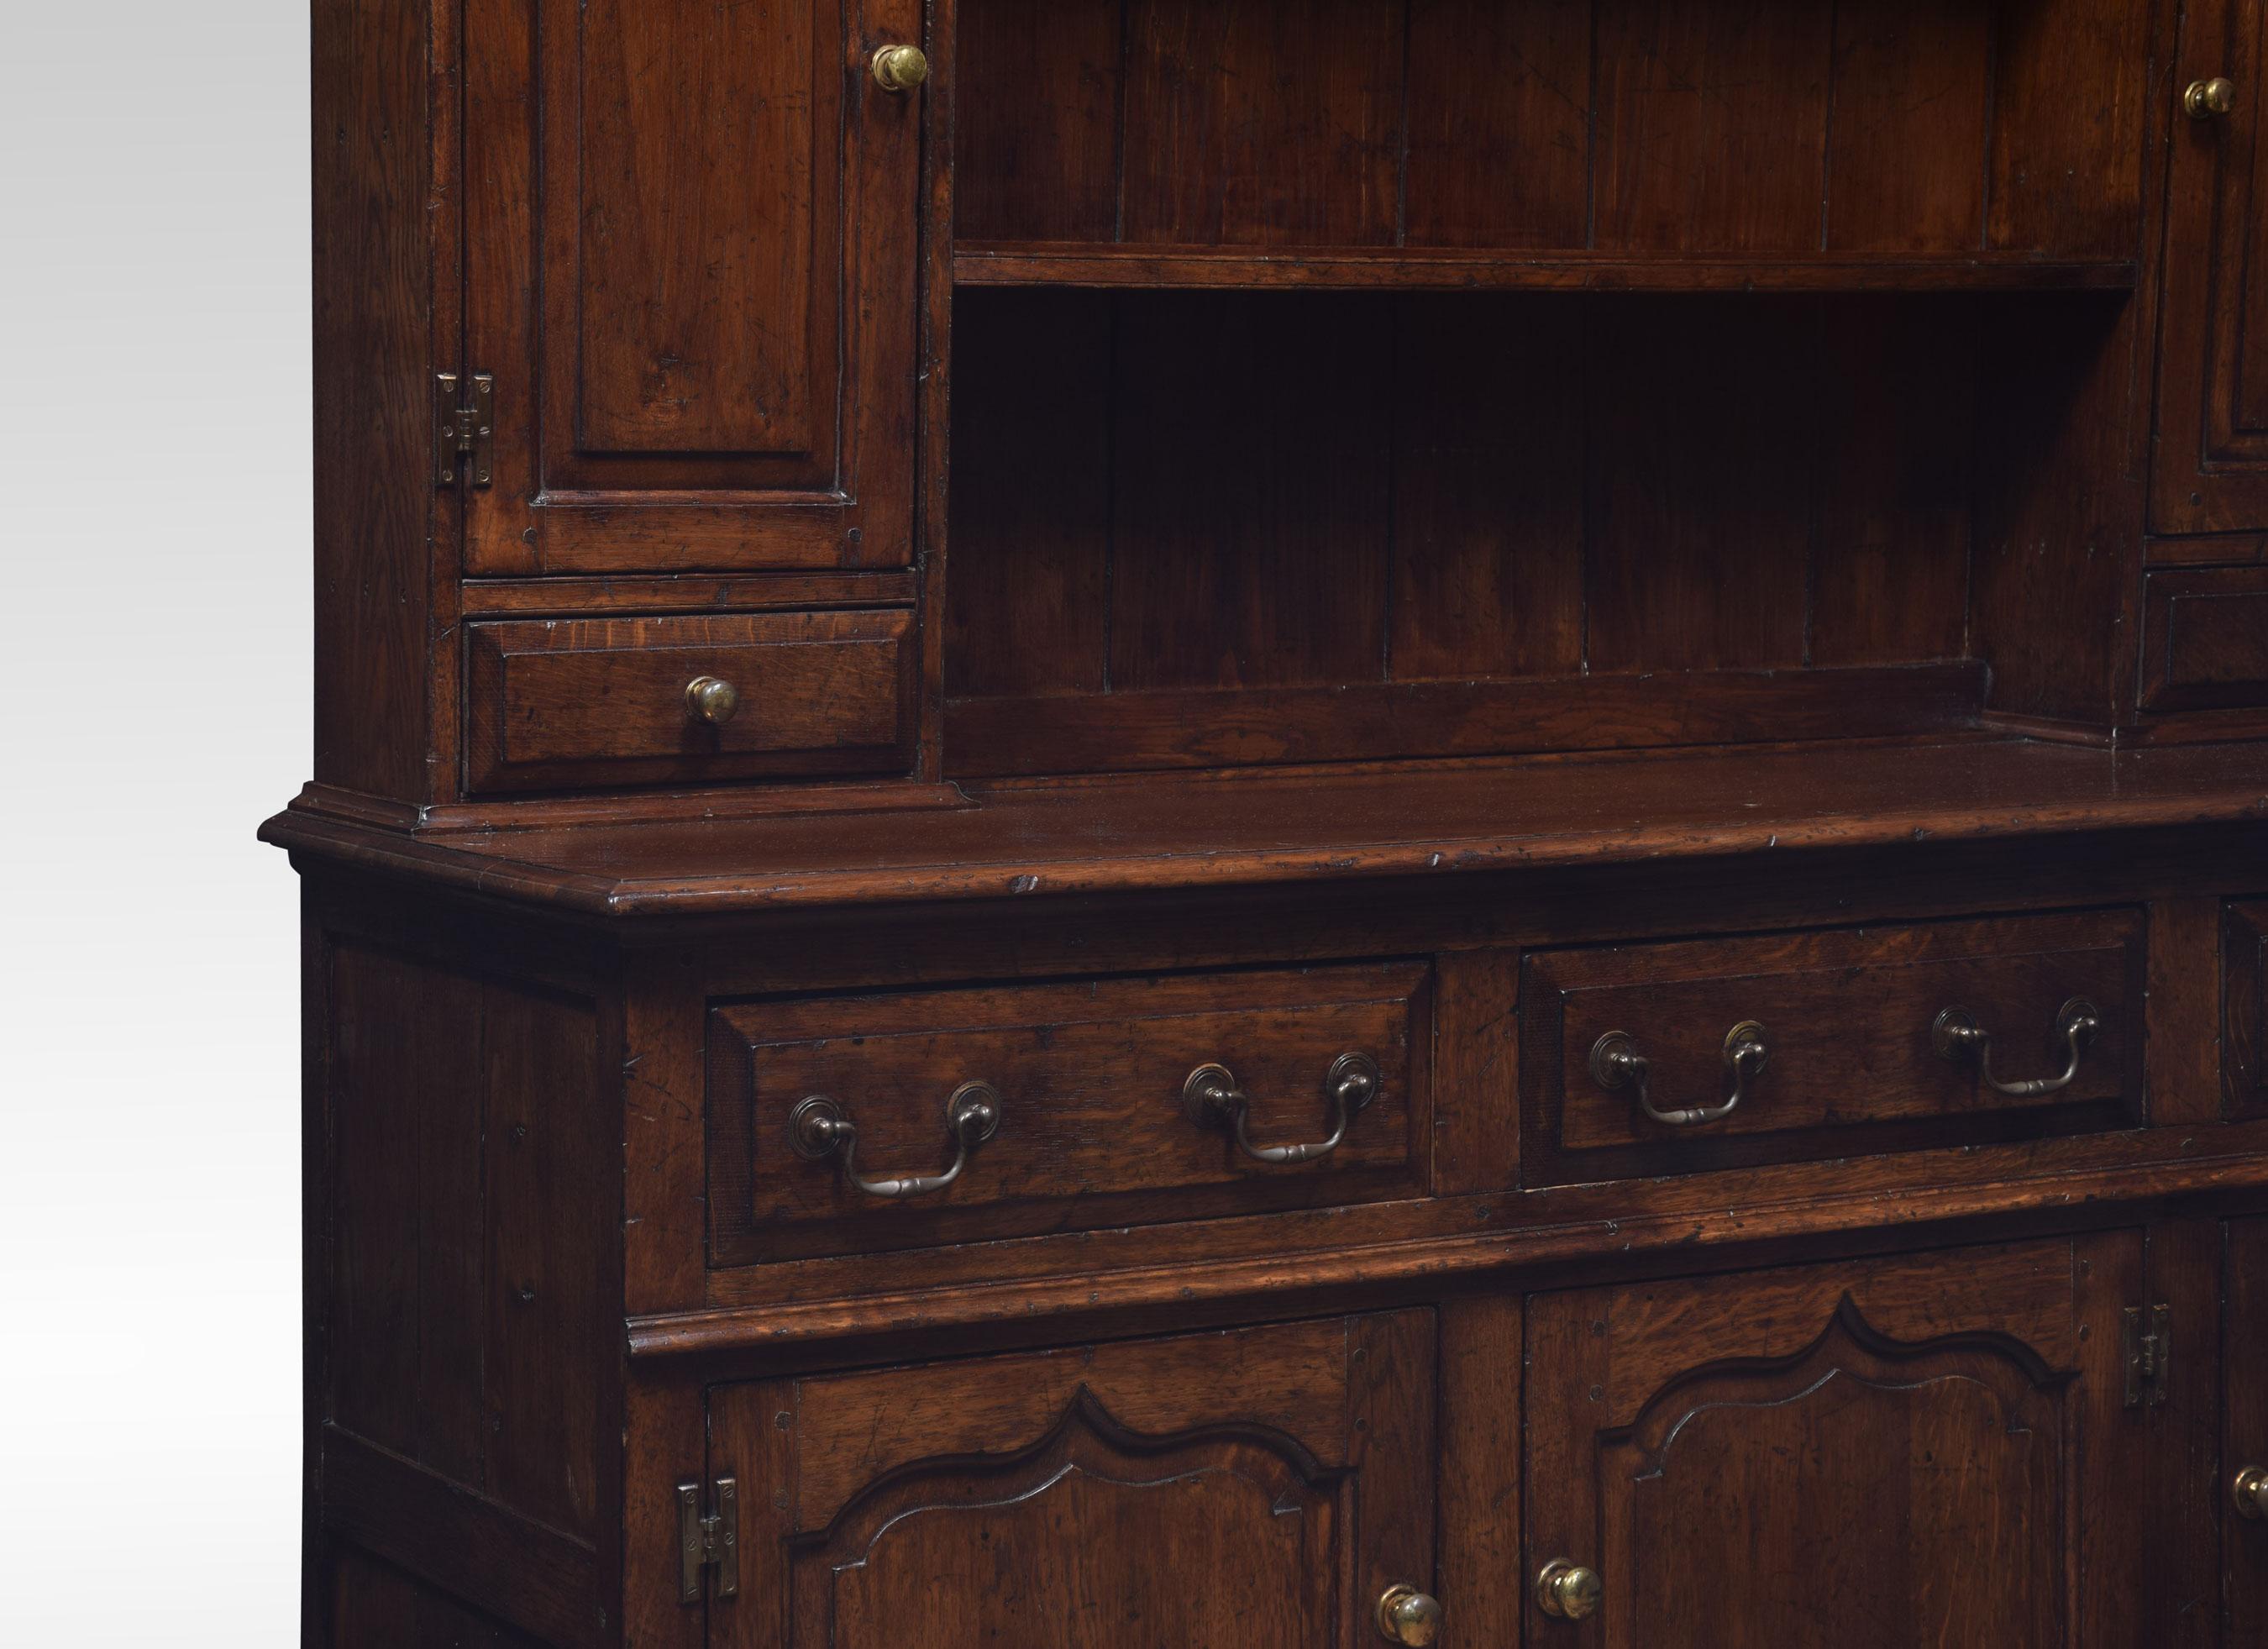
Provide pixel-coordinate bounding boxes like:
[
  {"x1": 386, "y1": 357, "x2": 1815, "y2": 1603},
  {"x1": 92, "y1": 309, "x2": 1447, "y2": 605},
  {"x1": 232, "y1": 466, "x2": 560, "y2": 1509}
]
[{"x1": 1, "y1": 4, "x2": 309, "y2": 1641}]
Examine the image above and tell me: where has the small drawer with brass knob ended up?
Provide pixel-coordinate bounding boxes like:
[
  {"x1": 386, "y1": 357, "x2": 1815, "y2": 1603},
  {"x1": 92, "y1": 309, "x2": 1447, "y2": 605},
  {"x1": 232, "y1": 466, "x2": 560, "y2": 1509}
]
[{"x1": 465, "y1": 608, "x2": 916, "y2": 793}]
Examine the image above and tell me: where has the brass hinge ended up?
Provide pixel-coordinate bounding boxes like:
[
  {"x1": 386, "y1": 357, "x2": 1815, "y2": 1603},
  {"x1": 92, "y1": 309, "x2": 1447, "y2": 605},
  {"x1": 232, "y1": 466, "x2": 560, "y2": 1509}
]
[
  {"x1": 677, "y1": 1477, "x2": 739, "y2": 1604},
  {"x1": 2124, "y1": 1303, "x2": 2171, "y2": 1408},
  {"x1": 435, "y1": 370, "x2": 495, "y2": 487}
]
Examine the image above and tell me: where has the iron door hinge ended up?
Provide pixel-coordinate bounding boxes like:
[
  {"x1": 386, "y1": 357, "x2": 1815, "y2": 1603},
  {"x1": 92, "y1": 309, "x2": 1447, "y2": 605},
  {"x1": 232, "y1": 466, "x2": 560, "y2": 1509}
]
[
  {"x1": 435, "y1": 370, "x2": 494, "y2": 487},
  {"x1": 677, "y1": 1477, "x2": 739, "y2": 1604},
  {"x1": 2124, "y1": 1303, "x2": 2171, "y2": 1407}
]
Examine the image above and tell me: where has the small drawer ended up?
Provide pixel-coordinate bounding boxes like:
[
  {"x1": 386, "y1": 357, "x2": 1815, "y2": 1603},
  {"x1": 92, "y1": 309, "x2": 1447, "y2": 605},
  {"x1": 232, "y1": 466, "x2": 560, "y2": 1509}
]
[
  {"x1": 706, "y1": 964, "x2": 1431, "y2": 1265},
  {"x1": 2140, "y1": 568, "x2": 2268, "y2": 712},
  {"x1": 2226, "y1": 900, "x2": 2268, "y2": 1121},
  {"x1": 465, "y1": 609, "x2": 916, "y2": 793},
  {"x1": 1520, "y1": 910, "x2": 2144, "y2": 1186}
]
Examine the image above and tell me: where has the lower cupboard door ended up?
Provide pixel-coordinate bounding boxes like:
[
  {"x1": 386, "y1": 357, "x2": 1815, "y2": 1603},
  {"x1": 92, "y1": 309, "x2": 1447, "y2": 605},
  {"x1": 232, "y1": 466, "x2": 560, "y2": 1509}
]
[
  {"x1": 709, "y1": 1311, "x2": 1436, "y2": 1648},
  {"x1": 1524, "y1": 1235, "x2": 2147, "y2": 1647}
]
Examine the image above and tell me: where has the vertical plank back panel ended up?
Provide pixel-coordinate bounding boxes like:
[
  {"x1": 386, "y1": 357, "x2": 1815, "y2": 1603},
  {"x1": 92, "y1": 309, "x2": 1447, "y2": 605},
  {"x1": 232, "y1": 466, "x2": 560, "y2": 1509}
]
[
  {"x1": 1810, "y1": 297, "x2": 1977, "y2": 665},
  {"x1": 955, "y1": 0, "x2": 1124, "y2": 242},
  {"x1": 945, "y1": 291, "x2": 1116, "y2": 698},
  {"x1": 1389, "y1": 297, "x2": 1586, "y2": 679},
  {"x1": 1120, "y1": 0, "x2": 1404, "y2": 246},
  {"x1": 1591, "y1": 2, "x2": 1835, "y2": 252},
  {"x1": 1826, "y1": 0, "x2": 1992, "y2": 251},
  {"x1": 1402, "y1": 0, "x2": 1593, "y2": 249},
  {"x1": 1987, "y1": 0, "x2": 2151, "y2": 254},
  {"x1": 1584, "y1": 298, "x2": 1817, "y2": 670},
  {"x1": 1109, "y1": 292, "x2": 1394, "y2": 690}
]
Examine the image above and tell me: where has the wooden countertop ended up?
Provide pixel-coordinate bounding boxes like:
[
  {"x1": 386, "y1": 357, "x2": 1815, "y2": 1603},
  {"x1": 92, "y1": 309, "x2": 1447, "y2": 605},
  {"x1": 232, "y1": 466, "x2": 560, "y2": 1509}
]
[{"x1": 261, "y1": 738, "x2": 2268, "y2": 919}]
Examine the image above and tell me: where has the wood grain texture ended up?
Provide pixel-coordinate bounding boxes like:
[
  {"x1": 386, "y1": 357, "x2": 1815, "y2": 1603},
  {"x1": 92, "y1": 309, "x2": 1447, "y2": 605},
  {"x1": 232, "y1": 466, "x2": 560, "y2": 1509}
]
[
  {"x1": 2230, "y1": 1219, "x2": 2268, "y2": 1644},
  {"x1": 461, "y1": 0, "x2": 921, "y2": 575},
  {"x1": 1119, "y1": 0, "x2": 1404, "y2": 247},
  {"x1": 324, "y1": 943, "x2": 606, "y2": 1546},
  {"x1": 2151, "y1": 898, "x2": 2230, "y2": 1128},
  {"x1": 1525, "y1": 1235, "x2": 2144, "y2": 1646},
  {"x1": 2229, "y1": 901, "x2": 2268, "y2": 1122},
  {"x1": 266, "y1": 738, "x2": 2268, "y2": 917},
  {"x1": 708, "y1": 964, "x2": 1431, "y2": 1263},
  {"x1": 2153, "y1": 0, "x2": 2268, "y2": 532},
  {"x1": 464, "y1": 611, "x2": 918, "y2": 794},
  {"x1": 312, "y1": 0, "x2": 436, "y2": 800},
  {"x1": 953, "y1": 0, "x2": 2149, "y2": 263},
  {"x1": 1107, "y1": 291, "x2": 1393, "y2": 691},
  {"x1": 2142, "y1": 569, "x2": 2268, "y2": 712},
  {"x1": 945, "y1": 664, "x2": 1987, "y2": 777},
  {"x1": 711, "y1": 1313, "x2": 1434, "y2": 1649},
  {"x1": 1521, "y1": 908, "x2": 2145, "y2": 1186}
]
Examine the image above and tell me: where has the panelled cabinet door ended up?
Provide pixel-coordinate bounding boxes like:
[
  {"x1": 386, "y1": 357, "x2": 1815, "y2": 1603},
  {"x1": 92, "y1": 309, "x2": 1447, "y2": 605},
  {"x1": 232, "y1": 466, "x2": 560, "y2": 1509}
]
[
  {"x1": 1525, "y1": 1237, "x2": 2146, "y2": 1647},
  {"x1": 461, "y1": 0, "x2": 922, "y2": 574},
  {"x1": 709, "y1": 1312, "x2": 1436, "y2": 1648},
  {"x1": 2155, "y1": 0, "x2": 2268, "y2": 533},
  {"x1": 2234, "y1": 1220, "x2": 2268, "y2": 1643}
]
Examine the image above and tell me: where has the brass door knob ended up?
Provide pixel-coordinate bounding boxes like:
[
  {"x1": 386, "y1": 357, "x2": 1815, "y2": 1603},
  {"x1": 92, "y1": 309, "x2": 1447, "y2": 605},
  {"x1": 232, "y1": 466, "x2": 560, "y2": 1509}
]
[
  {"x1": 1536, "y1": 1558, "x2": 1602, "y2": 1621},
  {"x1": 685, "y1": 675, "x2": 740, "y2": 727},
  {"x1": 1374, "y1": 1584, "x2": 1442, "y2": 1646},
  {"x1": 2238, "y1": 1465, "x2": 2268, "y2": 1520},
  {"x1": 2186, "y1": 76, "x2": 2237, "y2": 118},
  {"x1": 872, "y1": 44, "x2": 928, "y2": 92}
]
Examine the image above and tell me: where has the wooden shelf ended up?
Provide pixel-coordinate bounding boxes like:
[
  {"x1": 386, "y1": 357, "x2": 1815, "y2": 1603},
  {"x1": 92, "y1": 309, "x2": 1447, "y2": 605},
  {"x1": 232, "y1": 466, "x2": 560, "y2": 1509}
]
[
  {"x1": 953, "y1": 243, "x2": 2140, "y2": 296},
  {"x1": 263, "y1": 738, "x2": 2268, "y2": 918}
]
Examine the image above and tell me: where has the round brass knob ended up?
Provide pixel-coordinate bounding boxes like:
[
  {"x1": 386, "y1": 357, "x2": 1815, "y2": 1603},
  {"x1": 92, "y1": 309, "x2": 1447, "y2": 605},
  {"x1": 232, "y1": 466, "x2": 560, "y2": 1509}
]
[
  {"x1": 872, "y1": 44, "x2": 928, "y2": 92},
  {"x1": 2185, "y1": 76, "x2": 2237, "y2": 119},
  {"x1": 1536, "y1": 1558, "x2": 1601, "y2": 1622},
  {"x1": 2237, "y1": 1465, "x2": 2268, "y2": 1520},
  {"x1": 685, "y1": 675, "x2": 740, "y2": 727},
  {"x1": 1374, "y1": 1584, "x2": 1442, "y2": 1646}
]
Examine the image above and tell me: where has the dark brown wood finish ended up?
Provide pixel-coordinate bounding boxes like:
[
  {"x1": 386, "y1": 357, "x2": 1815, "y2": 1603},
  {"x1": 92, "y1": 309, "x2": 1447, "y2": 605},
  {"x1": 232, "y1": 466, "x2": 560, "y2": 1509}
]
[
  {"x1": 458, "y1": 0, "x2": 923, "y2": 576},
  {"x1": 2143, "y1": 569, "x2": 2268, "y2": 712},
  {"x1": 706, "y1": 964, "x2": 1431, "y2": 1263},
  {"x1": 2233, "y1": 1220, "x2": 2268, "y2": 1643},
  {"x1": 710, "y1": 1314, "x2": 1434, "y2": 1649},
  {"x1": 291, "y1": 1, "x2": 2268, "y2": 1642},
  {"x1": 2155, "y1": 0, "x2": 2268, "y2": 533},
  {"x1": 464, "y1": 611, "x2": 918, "y2": 793},
  {"x1": 1525, "y1": 1236, "x2": 2146, "y2": 1646},
  {"x1": 1520, "y1": 909, "x2": 2145, "y2": 1187}
]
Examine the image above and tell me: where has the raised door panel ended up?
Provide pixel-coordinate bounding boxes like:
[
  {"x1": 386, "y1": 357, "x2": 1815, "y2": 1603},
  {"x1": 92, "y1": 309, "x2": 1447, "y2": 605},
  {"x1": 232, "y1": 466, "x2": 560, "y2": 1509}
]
[
  {"x1": 2155, "y1": 0, "x2": 2268, "y2": 532},
  {"x1": 1525, "y1": 1236, "x2": 2144, "y2": 1646},
  {"x1": 462, "y1": 0, "x2": 921, "y2": 573},
  {"x1": 2234, "y1": 1220, "x2": 2268, "y2": 1644},
  {"x1": 711, "y1": 1312, "x2": 1435, "y2": 1648}
]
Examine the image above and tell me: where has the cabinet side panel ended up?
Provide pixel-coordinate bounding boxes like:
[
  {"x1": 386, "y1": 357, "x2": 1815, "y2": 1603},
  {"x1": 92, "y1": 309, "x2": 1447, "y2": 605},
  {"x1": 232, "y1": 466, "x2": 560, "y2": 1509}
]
[
  {"x1": 329, "y1": 1548, "x2": 550, "y2": 1649},
  {"x1": 325, "y1": 938, "x2": 607, "y2": 1547},
  {"x1": 312, "y1": 0, "x2": 439, "y2": 801}
]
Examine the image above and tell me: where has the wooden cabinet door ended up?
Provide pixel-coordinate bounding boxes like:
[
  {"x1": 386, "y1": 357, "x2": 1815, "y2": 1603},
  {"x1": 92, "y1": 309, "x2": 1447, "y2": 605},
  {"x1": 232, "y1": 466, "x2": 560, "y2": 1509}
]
[
  {"x1": 2234, "y1": 1220, "x2": 2268, "y2": 1645},
  {"x1": 459, "y1": 0, "x2": 923, "y2": 575},
  {"x1": 2155, "y1": 0, "x2": 2268, "y2": 533},
  {"x1": 709, "y1": 1313, "x2": 1434, "y2": 1648},
  {"x1": 1526, "y1": 1237, "x2": 2147, "y2": 1646}
]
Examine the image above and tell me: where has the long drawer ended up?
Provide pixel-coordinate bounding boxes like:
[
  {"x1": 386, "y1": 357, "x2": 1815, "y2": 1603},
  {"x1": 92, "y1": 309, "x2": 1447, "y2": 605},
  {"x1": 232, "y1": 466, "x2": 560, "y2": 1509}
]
[
  {"x1": 1520, "y1": 909, "x2": 2145, "y2": 1186},
  {"x1": 707, "y1": 963, "x2": 1432, "y2": 1264}
]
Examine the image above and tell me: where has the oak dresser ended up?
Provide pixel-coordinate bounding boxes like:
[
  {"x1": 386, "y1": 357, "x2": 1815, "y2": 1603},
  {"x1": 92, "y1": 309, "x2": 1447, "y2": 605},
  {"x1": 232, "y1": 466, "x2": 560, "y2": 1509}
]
[{"x1": 270, "y1": 0, "x2": 2268, "y2": 1641}]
